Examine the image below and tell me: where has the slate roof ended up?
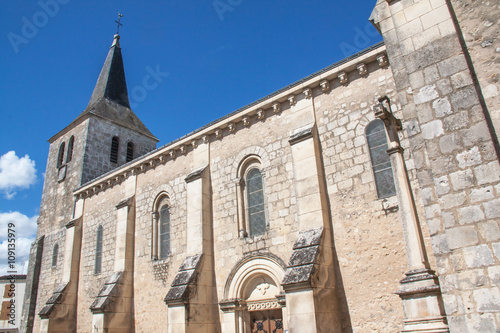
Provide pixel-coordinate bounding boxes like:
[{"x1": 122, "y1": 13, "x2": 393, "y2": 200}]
[{"x1": 49, "y1": 35, "x2": 157, "y2": 143}]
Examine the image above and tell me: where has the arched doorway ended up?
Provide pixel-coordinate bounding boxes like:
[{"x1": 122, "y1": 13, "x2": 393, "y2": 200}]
[{"x1": 220, "y1": 254, "x2": 286, "y2": 333}]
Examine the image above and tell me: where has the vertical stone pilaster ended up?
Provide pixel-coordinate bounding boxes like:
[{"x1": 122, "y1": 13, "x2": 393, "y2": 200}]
[{"x1": 371, "y1": 0, "x2": 500, "y2": 331}]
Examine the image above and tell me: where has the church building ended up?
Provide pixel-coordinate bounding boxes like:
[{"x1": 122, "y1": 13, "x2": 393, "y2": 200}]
[{"x1": 21, "y1": 1, "x2": 500, "y2": 332}]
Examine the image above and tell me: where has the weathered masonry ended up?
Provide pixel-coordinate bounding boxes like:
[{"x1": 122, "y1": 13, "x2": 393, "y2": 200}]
[{"x1": 22, "y1": 1, "x2": 500, "y2": 332}]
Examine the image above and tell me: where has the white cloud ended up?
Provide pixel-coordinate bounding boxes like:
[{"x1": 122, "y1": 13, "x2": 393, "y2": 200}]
[
  {"x1": 0, "y1": 212, "x2": 38, "y2": 240},
  {"x1": 0, "y1": 151, "x2": 37, "y2": 199},
  {"x1": 0, "y1": 237, "x2": 34, "y2": 277},
  {"x1": 0, "y1": 212, "x2": 37, "y2": 277}
]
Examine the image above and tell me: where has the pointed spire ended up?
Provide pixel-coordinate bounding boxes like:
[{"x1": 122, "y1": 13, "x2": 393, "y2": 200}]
[{"x1": 86, "y1": 34, "x2": 130, "y2": 110}]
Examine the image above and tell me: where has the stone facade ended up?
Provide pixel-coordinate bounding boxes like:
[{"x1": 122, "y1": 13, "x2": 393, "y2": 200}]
[{"x1": 22, "y1": 1, "x2": 499, "y2": 332}]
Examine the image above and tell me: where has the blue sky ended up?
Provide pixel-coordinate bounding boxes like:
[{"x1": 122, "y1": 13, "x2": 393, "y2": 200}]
[{"x1": 0, "y1": 0, "x2": 382, "y2": 274}]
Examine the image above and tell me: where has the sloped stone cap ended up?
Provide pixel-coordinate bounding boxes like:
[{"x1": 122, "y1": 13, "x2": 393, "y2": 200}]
[
  {"x1": 282, "y1": 228, "x2": 323, "y2": 290},
  {"x1": 293, "y1": 228, "x2": 323, "y2": 249},
  {"x1": 164, "y1": 254, "x2": 203, "y2": 305},
  {"x1": 90, "y1": 271, "x2": 123, "y2": 313},
  {"x1": 38, "y1": 282, "x2": 68, "y2": 319}
]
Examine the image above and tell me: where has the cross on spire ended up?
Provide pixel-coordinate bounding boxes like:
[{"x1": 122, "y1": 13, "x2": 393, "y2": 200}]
[{"x1": 115, "y1": 13, "x2": 124, "y2": 34}]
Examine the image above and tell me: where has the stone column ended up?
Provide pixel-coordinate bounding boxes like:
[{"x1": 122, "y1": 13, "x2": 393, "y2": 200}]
[{"x1": 374, "y1": 98, "x2": 448, "y2": 333}]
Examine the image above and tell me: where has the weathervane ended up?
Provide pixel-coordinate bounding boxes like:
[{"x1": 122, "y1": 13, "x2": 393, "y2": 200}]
[{"x1": 115, "y1": 13, "x2": 124, "y2": 34}]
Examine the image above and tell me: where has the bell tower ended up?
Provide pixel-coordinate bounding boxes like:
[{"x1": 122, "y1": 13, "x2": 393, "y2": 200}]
[{"x1": 22, "y1": 33, "x2": 158, "y2": 333}]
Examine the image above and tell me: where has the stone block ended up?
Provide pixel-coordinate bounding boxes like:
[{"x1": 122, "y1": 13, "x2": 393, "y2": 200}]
[
  {"x1": 458, "y1": 205, "x2": 485, "y2": 225},
  {"x1": 460, "y1": 122, "x2": 491, "y2": 147},
  {"x1": 483, "y1": 199, "x2": 500, "y2": 219},
  {"x1": 420, "y1": 3, "x2": 450, "y2": 29},
  {"x1": 468, "y1": 313, "x2": 497, "y2": 332},
  {"x1": 470, "y1": 186, "x2": 494, "y2": 203},
  {"x1": 457, "y1": 147, "x2": 482, "y2": 169},
  {"x1": 450, "y1": 86, "x2": 480, "y2": 110},
  {"x1": 414, "y1": 85, "x2": 439, "y2": 105},
  {"x1": 440, "y1": 192, "x2": 466, "y2": 209},
  {"x1": 493, "y1": 242, "x2": 500, "y2": 260},
  {"x1": 404, "y1": 0, "x2": 432, "y2": 22},
  {"x1": 436, "y1": 78, "x2": 452, "y2": 95},
  {"x1": 432, "y1": 234, "x2": 450, "y2": 254},
  {"x1": 457, "y1": 269, "x2": 488, "y2": 290},
  {"x1": 463, "y1": 245, "x2": 495, "y2": 268},
  {"x1": 443, "y1": 111, "x2": 470, "y2": 132},
  {"x1": 442, "y1": 211, "x2": 456, "y2": 229},
  {"x1": 437, "y1": 55, "x2": 468, "y2": 78},
  {"x1": 449, "y1": 169, "x2": 474, "y2": 191},
  {"x1": 446, "y1": 226, "x2": 478, "y2": 250},
  {"x1": 432, "y1": 97, "x2": 452, "y2": 117},
  {"x1": 434, "y1": 175, "x2": 450, "y2": 196},
  {"x1": 473, "y1": 288, "x2": 500, "y2": 312},
  {"x1": 478, "y1": 221, "x2": 500, "y2": 242},
  {"x1": 474, "y1": 161, "x2": 500, "y2": 185},
  {"x1": 488, "y1": 266, "x2": 500, "y2": 286},
  {"x1": 421, "y1": 120, "x2": 444, "y2": 139},
  {"x1": 450, "y1": 71, "x2": 473, "y2": 90}
]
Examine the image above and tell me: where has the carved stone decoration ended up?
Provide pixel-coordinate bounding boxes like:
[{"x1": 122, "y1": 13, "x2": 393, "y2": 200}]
[
  {"x1": 319, "y1": 80, "x2": 330, "y2": 92},
  {"x1": 180, "y1": 145, "x2": 187, "y2": 154},
  {"x1": 338, "y1": 71, "x2": 348, "y2": 85},
  {"x1": 215, "y1": 129, "x2": 222, "y2": 139},
  {"x1": 377, "y1": 54, "x2": 388, "y2": 67},
  {"x1": 169, "y1": 150, "x2": 176, "y2": 159},
  {"x1": 228, "y1": 123, "x2": 236, "y2": 133},
  {"x1": 257, "y1": 109, "x2": 265, "y2": 120},
  {"x1": 140, "y1": 164, "x2": 146, "y2": 171},
  {"x1": 288, "y1": 95, "x2": 296, "y2": 106},
  {"x1": 191, "y1": 140, "x2": 198, "y2": 149},
  {"x1": 357, "y1": 63, "x2": 368, "y2": 76},
  {"x1": 159, "y1": 155, "x2": 166, "y2": 163},
  {"x1": 247, "y1": 301, "x2": 280, "y2": 311},
  {"x1": 272, "y1": 102, "x2": 281, "y2": 113},
  {"x1": 303, "y1": 88, "x2": 312, "y2": 99},
  {"x1": 202, "y1": 135, "x2": 209, "y2": 144},
  {"x1": 242, "y1": 117, "x2": 250, "y2": 127}
]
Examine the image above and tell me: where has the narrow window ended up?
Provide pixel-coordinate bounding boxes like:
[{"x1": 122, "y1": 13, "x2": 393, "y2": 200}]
[
  {"x1": 57, "y1": 142, "x2": 65, "y2": 168},
  {"x1": 246, "y1": 168, "x2": 266, "y2": 236},
  {"x1": 159, "y1": 205, "x2": 170, "y2": 259},
  {"x1": 95, "y1": 225, "x2": 103, "y2": 274},
  {"x1": 0, "y1": 301, "x2": 10, "y2": 320},
  {"x1": 66, "y1": 136, "x2": 74, "y2": 163},
  {"x1": 52, "y1": 243, "x2": 59, "y2": 268},
  {"x1": 3, "y1": 285, "x2": 10, "y2": 298},
  {"x1": 110, "y1": 137, "x2": 119, "y2": 164},
  {"x1": 366, "y1": 120, "x2": 396, "y2": 198},
  {"x1": 126, "y1": 142, "x2": 134, "y2": 162}
]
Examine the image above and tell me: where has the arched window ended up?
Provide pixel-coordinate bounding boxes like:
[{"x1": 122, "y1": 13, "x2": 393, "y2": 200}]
[
  {"x1": 159, "y1": 205, "x2": 170, "y2": 259},
  {"x1": 245, "y1": 168, "x2": 266, "y2": 236},
  {"x1": 366, "y1": 120, "x2": 396, "y2": 198},
  {"x1": 57, "y1": 142, "x2": 65, "y2": 168},
  {"x1": 126, "y1": 142, "x2": 134, "y2": 162},
  {"x1": 95, "y1": 225, "x2": 103, "y2": 274},
  {"x1": 52, "y1": 243, "x2": 58, "y2": 268},
  {"x1": 110, "y1": 137, "x2": 119, "y2": 164},
  {"x1": 66, "y1": 136, "x2": 74, "y2": 163}
]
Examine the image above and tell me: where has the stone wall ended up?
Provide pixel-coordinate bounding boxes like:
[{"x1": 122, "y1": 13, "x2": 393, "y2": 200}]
[
  {"x1": 371, "y1": 0, "x2": 500, "y2": 331},
  {"x1": 82, "y1": 117, "x2": 157, "y2": 184},
  {"x1": 451, "y1": 0, "x2": 500, "y2": 139}
]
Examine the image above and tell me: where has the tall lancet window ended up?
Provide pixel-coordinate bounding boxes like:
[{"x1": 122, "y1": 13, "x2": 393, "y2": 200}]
[
  {"x1": 110, "y1": 137, "x2": 119, "y2": 164},
  {"x1": 57, "y1": 142, "x2": 65, "y2": 168},
  {"x1": 95, "y1": 225, "x2": 103, "y2": 274},
  {"x1": 126, "y1": 142, "x2": 134, "y2": 162},
  {"x1": 366, "y1": 120, "x2": 397, "y2": 198},
  {"x1": 246, "y1": 167, "x2": 266, "y2": 236},
  {"x1": 52, "y1": 243, "x2": 58, "y2": 268},
  {"x1": 66, "y1": 136, "x2": 74, "y2": 163},
  {"x1": 159, "y1": 205, "x2": 170, "y2": 259}
]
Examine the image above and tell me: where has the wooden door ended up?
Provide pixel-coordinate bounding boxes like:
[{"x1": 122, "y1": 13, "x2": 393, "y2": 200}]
[{"x1": 251, "y1": 309, "x2": 283, "y2": 333}]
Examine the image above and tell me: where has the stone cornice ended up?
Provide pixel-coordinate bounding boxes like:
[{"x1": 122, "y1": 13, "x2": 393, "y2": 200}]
[{"x1": 74, "y1": 44, "x2": 387, "y2": 199}]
